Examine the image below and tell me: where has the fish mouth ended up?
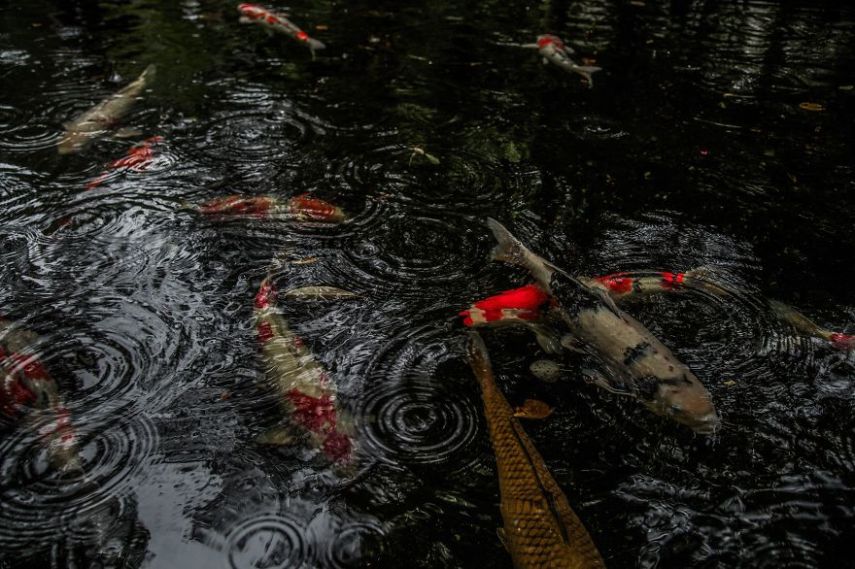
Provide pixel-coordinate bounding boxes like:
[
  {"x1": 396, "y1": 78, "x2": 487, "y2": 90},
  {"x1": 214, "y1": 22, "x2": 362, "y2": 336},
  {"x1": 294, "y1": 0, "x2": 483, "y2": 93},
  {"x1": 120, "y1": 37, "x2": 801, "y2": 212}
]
[{"x1": 689, "y1": 412, "x2": 721, "y2": 435}]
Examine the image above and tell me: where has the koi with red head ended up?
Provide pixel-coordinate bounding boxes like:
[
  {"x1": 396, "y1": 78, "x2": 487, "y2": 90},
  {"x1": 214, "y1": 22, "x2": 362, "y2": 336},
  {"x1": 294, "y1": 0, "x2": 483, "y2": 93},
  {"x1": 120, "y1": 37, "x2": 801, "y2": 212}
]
[
  {"x1": 535, "y1": 34, "x2": 601, "y2": 87},
  {"x1": 237, "y1": 3, "x2": 326, "y2": 53},
  {"x1": 253, "y1": 273, "x2": 354, "y2": 464}
]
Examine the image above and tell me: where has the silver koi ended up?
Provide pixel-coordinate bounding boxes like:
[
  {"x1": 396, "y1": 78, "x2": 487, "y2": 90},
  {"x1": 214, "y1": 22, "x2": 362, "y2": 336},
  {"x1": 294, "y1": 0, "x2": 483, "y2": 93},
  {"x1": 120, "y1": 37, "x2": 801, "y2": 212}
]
[
  {"x1": 486, "y1": 218, "x2": 719, "y2": 434},
  {"x1": 58, "y1": 65, "x2": 155, "y2": 155}
]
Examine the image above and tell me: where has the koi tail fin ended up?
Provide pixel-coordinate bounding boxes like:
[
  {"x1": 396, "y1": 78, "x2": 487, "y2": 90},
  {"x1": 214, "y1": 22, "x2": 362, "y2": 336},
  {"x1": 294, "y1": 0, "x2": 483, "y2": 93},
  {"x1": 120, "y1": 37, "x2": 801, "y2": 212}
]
[
  {"x1": 307, "y1": 38, "x2": 326, "y2": 52},
  {"x1": 486, "y1": 218, "x2": 528, "y2": 268},
  {"x1": 769, "y1": 300, "x2": 831, "y2": 340},
  {"x1": 575, "y1": 65, "x2": 601, "y2": 87},
  {"x1": 466, "y1": 331, "x2": 493, "y2": 386},
  {"x1": 139, "y1": 64, "x2": 156, "y2": 84}
]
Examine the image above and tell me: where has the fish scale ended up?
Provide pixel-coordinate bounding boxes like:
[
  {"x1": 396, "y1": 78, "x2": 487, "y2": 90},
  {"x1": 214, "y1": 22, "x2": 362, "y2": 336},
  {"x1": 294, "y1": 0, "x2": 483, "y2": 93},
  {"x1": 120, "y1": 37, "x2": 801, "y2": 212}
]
[{"x1": 467, "y1": 333, "x2": 606, "y2": 569}]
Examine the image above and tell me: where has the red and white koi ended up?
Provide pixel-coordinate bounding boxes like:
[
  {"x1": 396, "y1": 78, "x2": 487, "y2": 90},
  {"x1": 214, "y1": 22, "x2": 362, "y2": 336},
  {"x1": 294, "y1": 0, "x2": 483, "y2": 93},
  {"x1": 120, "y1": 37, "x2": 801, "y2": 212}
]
[
  {"x1": 59, "y1": 65, "x2": 155, "y2": 155},
  {"x1": 237, "y1": 3, "x2": 326, "y2": 54},
  {"x1": 85, "y1": 136, "x2": 163, "y2": 190},
  {"x1": 253, "y1": 277, "x2": 353, "y2": 463},
  {"x1": 195, "y1": 193, "x2": 347, "y2": 223},
  {"x1": 0, "y1": 318, "x2": 81, "y2": 472},
  {"x1": 536, "y1": 34, "x2": 601, "y2": 87}
]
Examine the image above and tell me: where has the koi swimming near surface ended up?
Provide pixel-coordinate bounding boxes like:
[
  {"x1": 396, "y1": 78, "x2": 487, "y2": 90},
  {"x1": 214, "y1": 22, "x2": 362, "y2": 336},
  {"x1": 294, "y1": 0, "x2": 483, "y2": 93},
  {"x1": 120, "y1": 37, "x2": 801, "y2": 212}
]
[
  {"x1": 253, "y1": 275, "x2": 353, "y2": 463},
  {"x1": 466, "y1": 332, "x2": 606, "y2": 569},
  {"x1": 536, "y1": 35, "x2": 601, "y2": 87},
  {"x1": 58, "y1": 65, "x2": 155, "y2": 155},
  {"x1": 0, "y1": 318, "x2": 81, "y2": 473},
  {"x1": 194, "y1": 194, "x2": 347, "y2": 223},
  {"x1": 484, "y1": 219, "x2": 719, "y2": 434},
  {"x1": 238, "y1": 3, "x2": 326, "y2": 54},
  {"x1": 85, "y1": 136, "x2": 163, "y2": 190}
]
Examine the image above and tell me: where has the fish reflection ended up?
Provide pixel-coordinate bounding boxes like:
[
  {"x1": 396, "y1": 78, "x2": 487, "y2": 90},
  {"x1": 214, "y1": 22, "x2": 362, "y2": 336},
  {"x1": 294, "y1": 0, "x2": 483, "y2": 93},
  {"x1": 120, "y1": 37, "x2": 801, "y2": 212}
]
[
  {"x1": 466, "y1": 332, "x2": 606, "y2": 569},
  {"x1": 58, "y1": 65, "x2": 155, "y2": 155},
  {"x1": 238, "y1": 3, "x2": 326, "y2": 55},
  {"x1": 485, "y1": 219, "x2": 719, "y2": 434},
  {"x1": 195, "y1": 194, "x2": 346, "y2": 223},
  {"x1": 253, "y1": 272, "x2": 354, "y2": 463}
]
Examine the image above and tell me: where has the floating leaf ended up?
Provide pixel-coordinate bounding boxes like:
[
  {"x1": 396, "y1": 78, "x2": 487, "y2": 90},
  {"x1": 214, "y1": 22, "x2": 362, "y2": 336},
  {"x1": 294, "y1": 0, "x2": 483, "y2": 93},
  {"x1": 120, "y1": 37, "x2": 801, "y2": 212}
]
[{"x1": 799, "y1": 102, "x2": 824, "y2": 112}]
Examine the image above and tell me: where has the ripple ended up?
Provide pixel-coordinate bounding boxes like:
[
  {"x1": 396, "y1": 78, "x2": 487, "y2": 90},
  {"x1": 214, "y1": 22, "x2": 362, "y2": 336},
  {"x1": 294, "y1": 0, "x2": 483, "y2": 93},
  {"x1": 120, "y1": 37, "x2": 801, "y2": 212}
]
[
  {"x1": 227, "y1": 514, "x2": 311, "y2": 569},
  {"x1": 312, "y1": 518, "x2": 385, "y2": 569},
  {"x1": 356, "y1": 324, "x2": 480, "y2": 468},
  {"x1": 0, "y1": 412, "x2": 157, "y2": 550},
  {"x1": 336, "y1": 214, "x2": 488, "y2": 297}
]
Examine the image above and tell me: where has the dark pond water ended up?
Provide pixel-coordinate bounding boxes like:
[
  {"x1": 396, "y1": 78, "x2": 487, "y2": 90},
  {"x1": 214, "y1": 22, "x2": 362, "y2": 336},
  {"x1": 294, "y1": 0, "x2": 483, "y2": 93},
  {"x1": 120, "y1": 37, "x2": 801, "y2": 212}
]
[{"x1": 2, "y1": 0, "x2": 855, "y2": 567}]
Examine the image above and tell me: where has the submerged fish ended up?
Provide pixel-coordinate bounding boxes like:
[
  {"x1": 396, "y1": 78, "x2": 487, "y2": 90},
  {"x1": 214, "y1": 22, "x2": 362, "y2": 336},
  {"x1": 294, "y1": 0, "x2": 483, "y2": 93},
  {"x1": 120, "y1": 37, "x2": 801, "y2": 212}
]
[
  {"x1": 769, "y1": 300, "x2": 855, "y2": 351},
  {"x1": 59, "y1": 65, "x2": 156, "y2": 155},
  {"x1": 253, "y1": 276, "x2": 353, "y2": 463},
  {"x1": 0, "y1": 318, "x2": 81, "y2": 473},
  {"x1": 85, "y1": 136, "x2": 163, "y2": 190},
  {"x1": 466, "y1": 332, "x2": 606, "y2": 569},
  {"x1": 486, "y1": 219, "x2": 719, "y2": 434},
  {"x1": 237, "y1": 3, "x2": 326, "y2": 54},
  {"x1": 536, "y1": 35, "x2": 601, "y2": 87},
  {"x1": 196, "y1": 194, "x2": 347, "y2": 223}
]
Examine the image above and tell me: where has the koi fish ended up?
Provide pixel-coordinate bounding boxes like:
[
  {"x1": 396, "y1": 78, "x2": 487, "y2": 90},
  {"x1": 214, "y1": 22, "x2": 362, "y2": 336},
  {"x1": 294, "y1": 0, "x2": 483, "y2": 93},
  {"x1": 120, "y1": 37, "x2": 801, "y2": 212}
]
[
  {"x1": 237, "y1": 3, "x2": 326, "y2": 54},
  {"x1": 58, "y1": 65, "x2": 156, "y2": 155},
  {"x1": 466, "y1": 332, "x2": 606, "y2": 569},
  {"x1": 486, "y1": 219, "x2": 719, "y2": 434},
  {"x1": 0, "y1": 318, "x2": 81, "y2": 473},
  {"x1": 85, "y1": 136, "x2": 163, "y2": 190},
  {"x1": 536, "y1": 35, "x2": 601, "y2": 87},
  {"x1": 769, "y1": 300, "x2": 855, "y2": 351},
  {"x1": 253, "y1": 276, "x2": 353, "y2": 463},
  {"x1": 195, "y1": 194, "x2": 346, "y2": 223}
]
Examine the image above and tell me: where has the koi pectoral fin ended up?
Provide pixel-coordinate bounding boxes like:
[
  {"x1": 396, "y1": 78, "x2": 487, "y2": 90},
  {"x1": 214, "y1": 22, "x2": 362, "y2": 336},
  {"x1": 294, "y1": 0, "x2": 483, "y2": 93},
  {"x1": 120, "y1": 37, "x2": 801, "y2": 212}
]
[
  {"x1": 256, "y1": 425, "x2": 301, "y2": 445},
  {"x1": 513, "y1": 399, "x2": 553, "y2": 420},
  {"x1": 583, "y1": 369, "x2": 634, "y2": 397},
  {"x1": 528, "y1": 323, "x2": 562, "y2": 355}
]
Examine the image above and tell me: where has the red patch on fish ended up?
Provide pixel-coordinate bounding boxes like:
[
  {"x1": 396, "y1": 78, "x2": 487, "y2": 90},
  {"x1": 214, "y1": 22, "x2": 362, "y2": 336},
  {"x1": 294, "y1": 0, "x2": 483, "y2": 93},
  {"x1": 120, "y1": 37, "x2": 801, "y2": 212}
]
[
  {"x1": 255, "y1": 279, "x2": 277, "y2": 309},
  {"x1": 661, "y1": 272, "x2": 685, "y2": 289},
  {"x1": 85, "y1": 136, "x2": 162, "y2": 190},
  {"x1": 460, "y1": 284, "x2": 549, "y2": 327},
  {"x1": 286, "y1": 389, "x2": 337, "y2": 432},
  {"x1": 830, "y1": 333, "x2": 855, "y2": 351},
  {"x1": 537, "y1": 34, "x2": 564, "y2": 50},
  {"x1": 289, "y1": 194, "x2": 340, "y2": 221},
  {"x1": 238, "y1": 3, "x2": 266, "y2": 19},
  {"x1": 198, "y1": 195, "x2": 274, "y2": 216},
  {"x1": 596, "y1": 273, "x2": 634, "y2": 294},
  {"x1": 296, "y1": 31, "x2": 309, "y2": 41},
  {"x1": 0, "y1": 372, "x2": 37, "y2": 417},
  {"x1": 322, "y1": 431, "x2": 352, "y2": 462},
  {"x1": 256, "y1": 321, "x2": 274, "y2": 344}
]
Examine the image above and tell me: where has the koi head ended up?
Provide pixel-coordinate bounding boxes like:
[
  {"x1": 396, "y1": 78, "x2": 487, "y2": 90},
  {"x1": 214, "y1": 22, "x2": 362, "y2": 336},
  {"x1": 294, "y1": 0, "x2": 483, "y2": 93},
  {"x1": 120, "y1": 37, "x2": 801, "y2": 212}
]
[
  {"x1": 197, "y1": 195, "x2": 274, "y2": 216},
  {"x1": 642, "y1": 372, "x2": 719, "y2": 435},
  {"x1": 536, "y1": 34, "x2": 564, "y2": 51},
  {"x1": 237, "y1": 3, "x2": 267, "y2": 20}
]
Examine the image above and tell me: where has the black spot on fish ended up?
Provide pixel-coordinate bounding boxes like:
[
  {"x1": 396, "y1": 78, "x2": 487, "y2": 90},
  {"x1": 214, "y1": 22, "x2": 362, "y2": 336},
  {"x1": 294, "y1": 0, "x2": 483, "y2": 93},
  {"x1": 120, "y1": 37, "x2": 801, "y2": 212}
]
[
  {"x1": 623, "y1": 342, "x2": 652, "y2": 367},
  {"x1": 637, "y1": 375, "x2": 659, "y2": 400}
]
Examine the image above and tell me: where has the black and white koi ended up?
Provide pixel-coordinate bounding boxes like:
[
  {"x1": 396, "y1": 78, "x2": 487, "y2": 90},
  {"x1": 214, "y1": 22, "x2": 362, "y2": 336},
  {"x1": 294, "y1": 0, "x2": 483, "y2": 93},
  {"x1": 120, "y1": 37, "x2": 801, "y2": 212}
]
[{"x1": 486, "y1": 219, "x2": 719, "y2": 434}]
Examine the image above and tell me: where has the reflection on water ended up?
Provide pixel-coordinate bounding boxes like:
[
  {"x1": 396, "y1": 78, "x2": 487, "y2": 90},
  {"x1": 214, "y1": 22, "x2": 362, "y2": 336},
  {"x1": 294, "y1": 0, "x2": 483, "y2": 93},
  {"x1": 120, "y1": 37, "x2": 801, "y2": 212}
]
[{"x1": 1, "y1": 0, "x2": 855, "y2": 567}]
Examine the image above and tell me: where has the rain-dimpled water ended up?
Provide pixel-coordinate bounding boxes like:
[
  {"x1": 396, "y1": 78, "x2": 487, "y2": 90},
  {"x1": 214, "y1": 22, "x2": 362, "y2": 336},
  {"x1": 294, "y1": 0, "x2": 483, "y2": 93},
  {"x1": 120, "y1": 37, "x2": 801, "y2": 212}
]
[{"x1": 1, "y1": 1, "x2": 854, "y2": 568}]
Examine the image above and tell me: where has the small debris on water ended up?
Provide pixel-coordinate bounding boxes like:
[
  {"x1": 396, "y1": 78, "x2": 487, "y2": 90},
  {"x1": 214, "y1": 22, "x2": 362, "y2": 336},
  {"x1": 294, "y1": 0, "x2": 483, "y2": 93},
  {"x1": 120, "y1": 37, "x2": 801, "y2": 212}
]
[{"x1": 798, "y1": 102, "x2": 824, "y2": 112}]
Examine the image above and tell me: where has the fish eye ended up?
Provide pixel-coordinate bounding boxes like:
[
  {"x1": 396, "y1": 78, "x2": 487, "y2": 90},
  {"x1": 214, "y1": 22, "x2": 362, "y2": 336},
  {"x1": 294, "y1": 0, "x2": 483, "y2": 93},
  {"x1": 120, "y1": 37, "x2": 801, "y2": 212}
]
[{"x1": 669, "y1": 404, "x2": 682, "y2": 415}]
